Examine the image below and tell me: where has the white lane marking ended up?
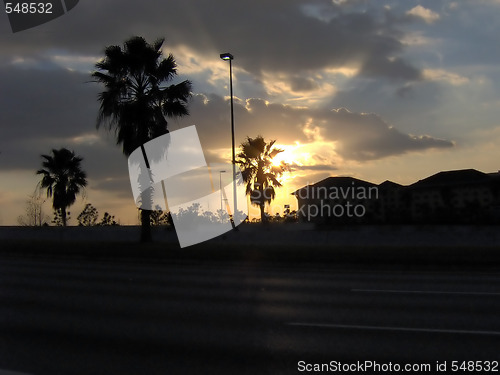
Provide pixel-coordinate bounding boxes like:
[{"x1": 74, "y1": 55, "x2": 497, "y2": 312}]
[
  {"x1": 287, "y1": 322, "x2": 500, "y2": 336},
  {"x1": 351, "y1": 289, "x2": 500, "y2": 296}
]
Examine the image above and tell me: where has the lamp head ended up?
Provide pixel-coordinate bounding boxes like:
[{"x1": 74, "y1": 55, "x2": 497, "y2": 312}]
[{"x1": 220, "y1": 53, "x2": 234, "y2": 61}]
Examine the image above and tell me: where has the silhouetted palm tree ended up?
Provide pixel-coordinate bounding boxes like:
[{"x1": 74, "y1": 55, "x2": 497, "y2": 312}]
[
  {"x1": 236, "y1": 136, "x2": 289, "y2": 223},
  {"x1": 37, "y1": 148, "x2": 87, "y2": 227},
  {"x1": 91, "y1": 36, "x2": 192, "y2": 242}
]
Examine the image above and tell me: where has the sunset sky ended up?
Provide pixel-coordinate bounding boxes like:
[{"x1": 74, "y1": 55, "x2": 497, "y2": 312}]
[{"x1": 1, "y1": 0, "x2": 500, "y2": 225}]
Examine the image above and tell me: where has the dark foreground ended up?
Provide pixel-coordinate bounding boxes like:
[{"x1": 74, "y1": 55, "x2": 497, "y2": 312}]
[{"x1": 0, "y1": 241, "x2": 500, "y2": 374}]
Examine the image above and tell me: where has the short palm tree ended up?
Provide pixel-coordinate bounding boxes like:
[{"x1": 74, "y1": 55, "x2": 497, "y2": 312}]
[
  {"x1": 236, "y1": 136, "x2": 289, "y2": 223},
  {"x1": 37, "y1": 148, "x2": 87, "y2": 227},
  {"x1": 91, "y1": 36, "x2": 192, "y2": 242}
]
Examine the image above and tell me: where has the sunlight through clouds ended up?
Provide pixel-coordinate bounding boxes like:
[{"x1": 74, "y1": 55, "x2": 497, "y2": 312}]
[
  {"x1": 170, "y1": 45, "x2": 230, "y2": 87},
  {"x1": 69, "y1": 134, "x2": 102, "y2": 146},
  {"x1": 406, "y1": 5, "x2": 441, "y2": 23},
  {"x1": 50, "y1": 54, "x2": 100, "y2": 72},
  {"x1": 260, "y1": 72, "x2": 337, "y2": 106},
  {"x1": 423, "y1": 69, "x2": 469, "y2": 86},
  {"x1": 2, "y1": 0, "x2": 500, "y2": 225}
]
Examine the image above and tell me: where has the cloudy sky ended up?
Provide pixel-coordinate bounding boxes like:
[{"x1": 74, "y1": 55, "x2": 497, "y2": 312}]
[{"x1": 1, "y1": 0, "x2": 500, "y2": 225}]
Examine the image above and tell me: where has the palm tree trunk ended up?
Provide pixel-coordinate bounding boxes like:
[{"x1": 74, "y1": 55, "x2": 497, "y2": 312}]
[
  {"x1": 140, "y1": 209, "x2": 152, "y2": 242},
  {"x1": 258, "y1": 184, "x2": 265, "y2": 223},
  {"x1": 258, "y1": 184, "x2": 268, "y2": 224},
  {"x1": 61, "y1": 208, "x2": 67, "y2": 227},
  {"x1": 260, "y1": 203, "x2": 266, "y2": 224}
]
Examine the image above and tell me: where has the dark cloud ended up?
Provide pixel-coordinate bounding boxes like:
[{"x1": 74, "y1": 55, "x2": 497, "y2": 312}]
[
  {"x1": 174, "y1": 94, "x2": 310, "y2": 149},
  {"x1": 0, "y1": 63, "x2": 133, "y2": 199},
  {"x1": 418, "y1": 2, "x2": 500, "y2": 68},
  {"x1": 90, "y1": 176, "x2": 132, "y2": 199},
  {"x1": 0, "y1": 0, "x2": 421, "y2": 83},
  {"x1": 0, "y1": 64, "x2": 99, "y2": 144},
  {"x1": 396, "y1": 85, "x2": 414, "y2": 98},
  {"x1": 0, "y1": 1, "x2": 466, "y2": 187},
  {"x1": 175, "y1": 94, "x2": 454, "y2": 162},
  {"x1": 1, "y1": 0, "x2": 500, "y2": 226},
  {"x1": 0, "y1": 61, "x2": 453, "y2": 191},
  {"x1": 317, "y1": 108, "x2": 454, "y2": 160},
  {"x1": 360, "y1": 56, "x2": 422, "y2": 81},
  {"x1": 331, "y1": 78, "x2": 444, "y2": 135},
  {"x1": 289, "y1": 76, "x2": 320, "y2": 92}
]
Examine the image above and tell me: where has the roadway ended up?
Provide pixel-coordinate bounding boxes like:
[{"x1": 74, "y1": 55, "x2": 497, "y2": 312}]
[{"x1": 0, "y1": 255, "x2": 499, "y2": 374}]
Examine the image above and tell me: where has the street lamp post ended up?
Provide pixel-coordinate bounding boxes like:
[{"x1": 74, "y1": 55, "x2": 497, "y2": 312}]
[
  {"x1": 220, "y1": 52, "x2": 238, "y2": 229},
  {"x1": 219, "y1": 170, "x2": 226, "y2": 212}
]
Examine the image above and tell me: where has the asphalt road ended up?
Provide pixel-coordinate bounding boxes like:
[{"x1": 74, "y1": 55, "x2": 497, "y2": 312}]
[{"x1": 0, "y1": 255, "x2": 499, "y2": 375}]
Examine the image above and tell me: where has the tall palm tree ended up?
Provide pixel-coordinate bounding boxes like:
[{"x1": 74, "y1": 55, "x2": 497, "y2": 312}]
[
  {"x1": 236, "y1": 136, "x2": 289, "y2": 223},
  {"x1": 37, "y1": 148, "x2": 87, "y2": 227},
  {"x1": 91, "y1": 36, "x2": 192, "y2": 242}
]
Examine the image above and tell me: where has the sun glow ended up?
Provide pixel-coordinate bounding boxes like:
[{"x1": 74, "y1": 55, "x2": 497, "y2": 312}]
[{"x1": 271, "y1": 145, "x2": 295, "y2": 167}]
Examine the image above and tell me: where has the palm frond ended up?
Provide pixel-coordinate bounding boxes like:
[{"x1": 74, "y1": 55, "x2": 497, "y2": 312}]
[
  {"x1": 36, "y1": 148, "x2": 87, "y2": 216},
  {"x1": 92, "y1": 36, "x2": 192, "y2": 157},
  {"x1": 236, "y1": 135, "x2": 290, "y2": 223}
]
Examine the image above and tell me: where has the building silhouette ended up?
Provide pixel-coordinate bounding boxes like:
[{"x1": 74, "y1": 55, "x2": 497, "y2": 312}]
[{"x1": 293, "y1": 169, "x2": 500, "y2": 224}]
